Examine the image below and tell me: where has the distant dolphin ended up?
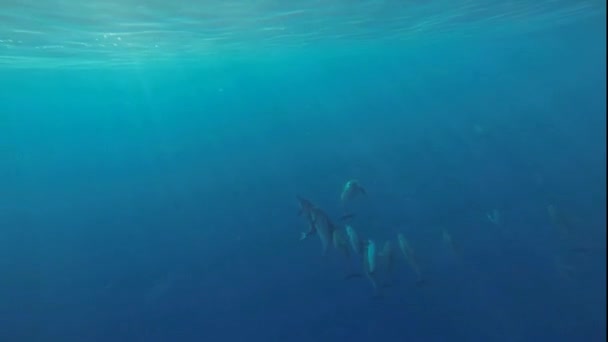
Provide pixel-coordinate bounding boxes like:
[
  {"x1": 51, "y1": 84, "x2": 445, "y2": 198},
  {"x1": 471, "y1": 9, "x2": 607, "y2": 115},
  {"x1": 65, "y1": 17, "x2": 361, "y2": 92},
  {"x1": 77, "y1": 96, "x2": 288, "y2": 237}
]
[
  {"x1": 333, "y1": 228, "x2": 351, "y2": 259},
  {"x1": 296, "y1": 195, "x2": 317, "y2": 241},
  {"x1": 366, "y1": 240, "x2": 377, "y2": 275},
  {"x1": 363, "y1": 240, "x2": 381, "y2": 298},
  {"x1": 340, "y1": 179, "x2": 366, "y2": 203},
  {"x1": 345, "y1": 225, "x2": 363, "y2": 257},
  {"x1": 309, "y1": 207, "x2": 336, "y2": 256},
  {"x1": 379, "y1": 240, "x2": 397, "y2": 287},
  {"x1": 441, "y1": 229, "x2": 460, "y2": 256},
  {"x1": 398, "y1": 233, "x2": 424, "y2": 285},
  {"x1": 380, "y1": 241, "x2": 396, "y2": 273}
]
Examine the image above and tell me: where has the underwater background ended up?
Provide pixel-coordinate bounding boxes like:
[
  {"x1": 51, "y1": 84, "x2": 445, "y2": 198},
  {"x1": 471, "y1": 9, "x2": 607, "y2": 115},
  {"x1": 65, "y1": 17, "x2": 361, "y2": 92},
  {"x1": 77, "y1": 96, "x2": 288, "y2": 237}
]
[{"x1": 0, "y1": 1, "x2": 606, "y2": 341}]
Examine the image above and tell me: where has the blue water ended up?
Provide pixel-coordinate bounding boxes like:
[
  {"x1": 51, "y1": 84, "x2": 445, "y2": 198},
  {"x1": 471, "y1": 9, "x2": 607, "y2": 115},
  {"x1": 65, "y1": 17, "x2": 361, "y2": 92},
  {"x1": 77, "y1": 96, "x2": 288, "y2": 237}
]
[{"x1": 0, "y1": 1, "x2": 606, "y2": 341}]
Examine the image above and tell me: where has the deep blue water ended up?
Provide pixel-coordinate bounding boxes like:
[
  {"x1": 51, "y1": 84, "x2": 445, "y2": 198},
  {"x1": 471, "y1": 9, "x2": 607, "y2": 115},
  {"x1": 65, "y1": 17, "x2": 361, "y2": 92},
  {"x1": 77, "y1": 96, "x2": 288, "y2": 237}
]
[{"x1": 0, "y1": 1, "x2": 606, "y2": 341}]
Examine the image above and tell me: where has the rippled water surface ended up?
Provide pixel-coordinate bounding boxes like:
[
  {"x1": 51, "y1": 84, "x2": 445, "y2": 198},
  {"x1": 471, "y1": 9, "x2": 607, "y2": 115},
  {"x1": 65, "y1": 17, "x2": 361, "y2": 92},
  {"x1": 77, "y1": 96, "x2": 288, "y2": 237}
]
[{"x1": 0, "y1": 0, "x2": 604, "y2": 67}]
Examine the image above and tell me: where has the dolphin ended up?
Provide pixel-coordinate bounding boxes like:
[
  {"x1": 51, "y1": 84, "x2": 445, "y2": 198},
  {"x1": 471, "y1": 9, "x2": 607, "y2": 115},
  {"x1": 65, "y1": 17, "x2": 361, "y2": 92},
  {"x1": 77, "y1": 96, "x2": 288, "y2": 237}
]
[
  {"x1": 340, "y1": 179, "x2": 366, "y2": 203},
  {"x1": 366, "y1": 239, "x2": 377, "y2": 275},
  {"x1": 398, "y1": 233, "x2": 424, "y2": 285},
  {"x1": 345, "y1": 225, "x2": 364, "y2": 257},
  {"x1": 363, "y1": 240, "x2": 381, "y2": 298},
  {"x1": 310, "y1": 207, "x2": 336, "y2": 256},
  {"x1": 333, "y1": 228, "x2": 351, "y2": 259},
  {"x1": 296, "y1": 195, "x2": 317, "y2": 241}
]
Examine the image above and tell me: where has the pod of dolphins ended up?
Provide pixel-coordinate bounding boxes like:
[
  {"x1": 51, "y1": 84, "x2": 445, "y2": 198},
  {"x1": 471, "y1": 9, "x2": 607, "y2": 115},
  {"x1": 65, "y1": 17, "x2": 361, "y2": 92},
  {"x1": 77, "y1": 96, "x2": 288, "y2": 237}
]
[
  {"x1": 298, "y1": 179, "x2": 589, "y2": 298},
  {"x1": 297, "y1": 179, "x2": 425, "y2": 298}
]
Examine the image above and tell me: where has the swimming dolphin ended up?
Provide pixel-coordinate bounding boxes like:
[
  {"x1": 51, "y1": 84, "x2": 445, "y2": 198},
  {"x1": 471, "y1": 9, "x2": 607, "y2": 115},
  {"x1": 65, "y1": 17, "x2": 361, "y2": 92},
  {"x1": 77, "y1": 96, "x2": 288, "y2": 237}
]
[
  {"x1": 366, "y1": 240, "x2": 377, "y2": 275},
  {"x1": 345, "y1": 225, "x2": 364, "y2": 257},
  {"x1": 397, "y1": 233, "x2": 424, "y2": 284},
  {"x1": 379, "y1": 240, "x2": 397, "y2": 287},
  {"x1": 380, "y1": 241, "x2": 395, "y2": 267},
  {"x1": 309, "y1": 207, "x2": 337, "y2": 256},
  {"x1": 340, "y1": 179, "x2": 367, "y2": 203},
  {"x1": 296, "y1": 195, "x2": 318, "y2": 241},
  {"x1": 363, "y1": 240, "x2": 381, "y2": 298},
  {"x1": 333, "y1": 227, "x2": 351, "y2": 259},
  {"x1": 442, "y1": 229, "x2": 460, "y2": 256}
]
